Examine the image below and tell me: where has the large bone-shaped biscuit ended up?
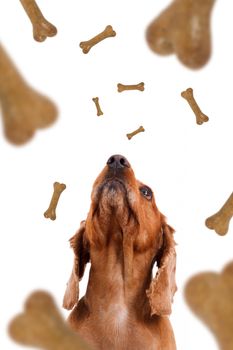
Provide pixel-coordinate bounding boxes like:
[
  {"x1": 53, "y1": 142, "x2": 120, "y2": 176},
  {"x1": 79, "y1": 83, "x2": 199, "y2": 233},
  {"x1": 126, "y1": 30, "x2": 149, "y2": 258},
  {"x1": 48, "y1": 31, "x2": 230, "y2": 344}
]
[
  {"x1": 185, "y1": 261, "x2": 233, "y2": 350},
  {"x1": 0, "y1": 44, "x2": 57, "y2": 145},
  {"x1": 9, "y1": 290, "x2": 92, "y2": 350},
  {"x1": 146, "y1": 0, "x2": 216, "y2": 69}
]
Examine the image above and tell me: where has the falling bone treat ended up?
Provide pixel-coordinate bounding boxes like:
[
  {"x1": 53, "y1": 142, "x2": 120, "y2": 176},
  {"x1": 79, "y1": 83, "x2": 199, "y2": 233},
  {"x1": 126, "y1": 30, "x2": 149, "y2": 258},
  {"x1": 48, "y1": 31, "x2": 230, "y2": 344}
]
[
  {"x1": 44, "y1": 182, "x2": 66, "y2": 221},
  {"x1": 80, "y1": 25, "x2": 116, "y2": 54},
  {"x1": 117, "y1": 82, "x2": 145, "y2": 93},
  {"x1": 92, "y1": 97, "x2": 103, "y2": 116},
  {"x1": 146, "y1": 0, "x2": 216, "y2": 69},
  {"x1": 181, "y1": 88, "x2": 209, "y2": 125},
  {"x1": 185, "y1": 261, "x2": 233, "y2": 350},
  {"x1": 205, "y1": 192, "x2": 233, "y2": 236},
  {"x1": 19, "y1": 0, "x2": 57, "y2": 42},
  {"x1": 8, "y1": 290, "x2": 93, "y2": 350},
  {"x1": 126, "y1": 126, "x2": 145, "y2": 140},
  {"x1": 0, "y1": 44, "x2": 57, "y2": 145}
]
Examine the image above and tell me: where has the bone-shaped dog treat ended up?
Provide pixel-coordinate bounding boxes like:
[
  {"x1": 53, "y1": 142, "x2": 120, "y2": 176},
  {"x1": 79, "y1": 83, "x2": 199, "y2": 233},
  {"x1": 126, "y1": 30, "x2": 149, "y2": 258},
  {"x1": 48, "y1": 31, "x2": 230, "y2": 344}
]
[
  {"x1": 80, "y1": 25, "x2": 116, "y2": 54},
  {"x1": 92, "y1": 97, "x2": 103, "y2": 116},
  {"x1": 8, "y1": 290, "x2": 92, "y2": 350},
  {"x1": 44, "y1": 182, "x2": 66, "y2": 221},
  {"x1": 126, "y1": 126, "x2": 145, "y2": 140},
  {"x1": 205, "y1": 192, "x2": 233, "y2": 236},
  {"x1": 0, "y1": 44, "x2": 57, "y2": 145},
  {"x1": 117, "y1": 82, "x2": 145, "y2": 93},
  {"x1": 20, "y1": 0, "x2": 57, "y2": 42},
  {"x1": 146, "y1": 0, "x2": 216, "y2": 69},
  {"x1": 181, "y1": 88, "x2": 209, "y2": 125},
  {"x1": 185, "y1": 261, "x2": 233, "y2": 350}
]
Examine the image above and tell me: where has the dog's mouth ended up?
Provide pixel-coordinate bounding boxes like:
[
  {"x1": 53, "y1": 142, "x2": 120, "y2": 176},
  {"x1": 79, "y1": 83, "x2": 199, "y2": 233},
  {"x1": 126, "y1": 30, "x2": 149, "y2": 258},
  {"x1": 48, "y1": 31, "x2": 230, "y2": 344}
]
[
  {"x1": 92, "y1": 177, "x2": 133, "y2": 210},
  {"x1": 91, "y1": 176, "x2": 140, "y2": 228},
  {"x1": 101, "y1": 177, "x2": 126, "y2": 192},
  {"x1": 96, "y1": 177, "x2": 128, "y2": 203}
]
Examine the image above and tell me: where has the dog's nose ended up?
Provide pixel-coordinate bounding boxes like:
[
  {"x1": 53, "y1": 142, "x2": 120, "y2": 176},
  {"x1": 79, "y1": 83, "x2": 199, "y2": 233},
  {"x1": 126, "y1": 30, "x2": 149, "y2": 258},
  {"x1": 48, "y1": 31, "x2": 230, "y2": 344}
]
[{"x1": 107, "y1": 155, "x2": 130, "y2": 169}]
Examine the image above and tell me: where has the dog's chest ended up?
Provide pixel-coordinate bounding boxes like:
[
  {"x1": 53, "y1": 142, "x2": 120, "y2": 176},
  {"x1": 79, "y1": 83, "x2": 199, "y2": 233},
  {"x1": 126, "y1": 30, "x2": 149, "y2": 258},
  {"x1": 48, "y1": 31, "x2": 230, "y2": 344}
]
[
  {"x1": 94, "y1": 304, "x2": 160, "y2": 350},
  {"x1": 102, "y1": 302, "x2": 129, "y2": 329}
]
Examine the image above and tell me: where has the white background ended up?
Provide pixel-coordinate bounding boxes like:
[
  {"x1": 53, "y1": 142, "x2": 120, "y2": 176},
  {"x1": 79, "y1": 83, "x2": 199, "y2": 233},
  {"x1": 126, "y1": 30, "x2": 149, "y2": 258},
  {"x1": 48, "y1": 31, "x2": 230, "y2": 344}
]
[{"x1": 0, "y1": 0, "x2": 232, "y2": 349}]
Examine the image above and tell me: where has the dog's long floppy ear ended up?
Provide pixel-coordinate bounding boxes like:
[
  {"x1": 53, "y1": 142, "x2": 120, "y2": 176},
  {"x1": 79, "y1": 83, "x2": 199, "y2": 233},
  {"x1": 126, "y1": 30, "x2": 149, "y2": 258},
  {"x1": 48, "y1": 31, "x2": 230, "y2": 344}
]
[
  {"x1": 63, "y1": 221, "x2": 90, "y2": 310},
  {"x1": 146, "y1": 222, "x2": 177, "y2": 316}
]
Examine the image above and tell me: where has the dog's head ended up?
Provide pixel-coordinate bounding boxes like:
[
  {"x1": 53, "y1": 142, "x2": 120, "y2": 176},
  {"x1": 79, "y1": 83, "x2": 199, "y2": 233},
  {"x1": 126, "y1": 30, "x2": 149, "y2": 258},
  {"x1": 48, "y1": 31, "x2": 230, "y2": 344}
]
[
  {"x1": 63, "y1": 155, "x2": 177, "y2": 316},
  {"x1": 88, "y1": 155, "x2": 162, "y2": 249}
]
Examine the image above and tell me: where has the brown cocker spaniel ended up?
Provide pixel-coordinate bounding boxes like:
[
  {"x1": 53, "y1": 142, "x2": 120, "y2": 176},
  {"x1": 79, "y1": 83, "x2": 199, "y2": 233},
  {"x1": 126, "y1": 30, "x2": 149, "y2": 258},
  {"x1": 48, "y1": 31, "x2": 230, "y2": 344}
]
[{"x1": 63, "y1": 155, "x2": 177, "y2": 350}]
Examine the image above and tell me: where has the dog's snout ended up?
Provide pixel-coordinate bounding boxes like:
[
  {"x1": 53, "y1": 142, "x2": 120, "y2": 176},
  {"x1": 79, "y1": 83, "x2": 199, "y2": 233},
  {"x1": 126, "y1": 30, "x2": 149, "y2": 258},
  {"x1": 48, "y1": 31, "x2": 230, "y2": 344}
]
[{"x1": 107, "y1": 155, "x2": 130, "y2": 169}]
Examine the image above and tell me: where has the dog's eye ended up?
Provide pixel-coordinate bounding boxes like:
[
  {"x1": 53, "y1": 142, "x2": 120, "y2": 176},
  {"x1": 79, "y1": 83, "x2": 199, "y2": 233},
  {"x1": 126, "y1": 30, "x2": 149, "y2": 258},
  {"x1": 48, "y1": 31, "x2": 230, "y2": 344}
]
[{"x1": 140, "y1": 186, "x2": 153, "y2": 200}]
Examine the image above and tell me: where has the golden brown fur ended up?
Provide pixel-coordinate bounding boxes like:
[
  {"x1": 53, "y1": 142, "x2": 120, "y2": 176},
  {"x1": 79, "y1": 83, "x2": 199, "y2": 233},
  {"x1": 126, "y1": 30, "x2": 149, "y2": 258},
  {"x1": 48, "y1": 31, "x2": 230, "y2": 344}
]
[{"x1": 63, "y1": 155, "x2": 177, "y2": 350}]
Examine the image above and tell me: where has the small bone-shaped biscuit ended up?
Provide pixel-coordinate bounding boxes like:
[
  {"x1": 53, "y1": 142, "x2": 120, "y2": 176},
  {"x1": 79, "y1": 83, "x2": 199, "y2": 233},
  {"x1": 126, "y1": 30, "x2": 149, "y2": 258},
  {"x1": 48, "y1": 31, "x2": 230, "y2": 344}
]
[
  {"x1": 117, "y1": 82, "x2": 145, "y2": 93},
  {"x1": 20, "y1": 0, "x2": 57, "y2": 42},
  {"x1": 181, "y1": 88, "x2": 209, "y2": 125},
  {"x1": 185, "y1": 261, "x2": 233, "y2": 350},
  {"x1": 44, "y1": 182, "x2": 66, "y2": 221},
  {"x1": 0, "y1": 44, "x2": 57, "y2": 145},
  {"x1": 8, "y1": 290, "x2": 92, "y2": 350},
  {"x1": 146, "y1": 0, "x2": 216, "y2": 69},
  {"x1": 126, "y1": 126, "x2": 145, "y2": 140},
  {"x1": 205, "y1": 192, "x2": 233, "y2": 236},
  {"x1": 80, "y1": 25, "x2": 116, "y2": 54},
  {"x1": 92, "y1": 97, "x2": 103, "y2": 116}
]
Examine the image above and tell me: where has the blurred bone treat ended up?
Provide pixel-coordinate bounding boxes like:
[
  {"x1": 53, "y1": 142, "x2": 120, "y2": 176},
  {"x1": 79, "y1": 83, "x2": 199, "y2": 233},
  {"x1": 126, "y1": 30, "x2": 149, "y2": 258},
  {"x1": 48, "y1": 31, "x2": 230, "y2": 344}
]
[
  {"x1": 185, "y1": 261, "x2": 233, "y2": 350},
  {"x1": 146, "y1": 0, "x2": 216, "y2": 69},
  {"x1": 8, "y1": 290, "x2": 93, "y2": 350},
  {"x1": 0, "y1": 44, "x2": 57, "y2": 145},
  {"x1": 19, "y1": 0, "x2": 57, "y2": 42},
  {"x1": 205, "y1": 192, "x2": 233, "y2": 236}
]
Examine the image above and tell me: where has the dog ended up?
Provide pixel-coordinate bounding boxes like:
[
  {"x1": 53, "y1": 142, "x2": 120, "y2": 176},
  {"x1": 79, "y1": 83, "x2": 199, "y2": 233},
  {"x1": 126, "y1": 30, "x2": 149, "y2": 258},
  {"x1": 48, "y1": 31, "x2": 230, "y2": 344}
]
[{"x1": 63, "y1": 155, "x2": 177, "y2": 350}]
